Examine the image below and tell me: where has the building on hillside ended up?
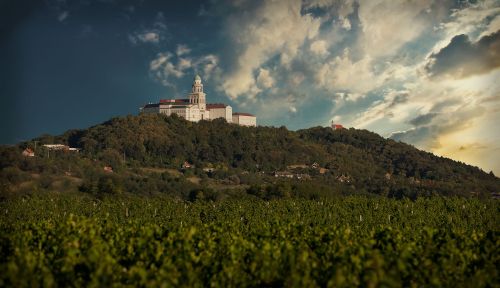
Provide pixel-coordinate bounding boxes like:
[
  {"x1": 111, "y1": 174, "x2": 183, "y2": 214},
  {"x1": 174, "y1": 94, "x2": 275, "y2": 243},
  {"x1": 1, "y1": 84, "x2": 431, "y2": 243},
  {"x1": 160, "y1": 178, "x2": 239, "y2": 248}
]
[
  {"x1": 331, "y1": 121, "x2": 344, "y2": 130},
  {"x1": 206, "y1": 103, "x2": 232, "y2": 121},
  {"x1": 22, "y1": 148, "x2": 35, "y2": 157},
  {"x1": 42, "y1": 144, "x2": 80, "y2": 152},
  {"x1": 140, "y1": 75, "x2": 256, "y2": 126},
  {"x1": 232, "y1": 113, "x2": 257, "y2": 127}
]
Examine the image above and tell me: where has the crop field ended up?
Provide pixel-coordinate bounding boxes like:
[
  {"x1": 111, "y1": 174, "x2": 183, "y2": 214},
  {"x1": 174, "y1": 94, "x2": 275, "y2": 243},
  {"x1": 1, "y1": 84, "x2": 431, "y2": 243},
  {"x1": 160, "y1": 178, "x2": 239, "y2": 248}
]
[{"x1": 0, "y1": 195, "x2": 498, "y2": 287}]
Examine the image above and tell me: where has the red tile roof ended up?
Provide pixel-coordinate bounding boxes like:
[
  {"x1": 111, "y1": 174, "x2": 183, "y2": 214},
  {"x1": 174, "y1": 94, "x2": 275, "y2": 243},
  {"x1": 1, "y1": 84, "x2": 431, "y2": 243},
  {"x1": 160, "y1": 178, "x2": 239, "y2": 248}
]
[
  {"x1": 332, "y1": 124, "x2": 344, "y2": 129},
  {"x1": 160, "y1": 99, "x2": 189, "y2": 103},
  {"x1": 206, "y1": 103, "x2": 228, "y2": 110},
  {"x1": 233, "y1": 112, "x2": 255, "y2": 117}
]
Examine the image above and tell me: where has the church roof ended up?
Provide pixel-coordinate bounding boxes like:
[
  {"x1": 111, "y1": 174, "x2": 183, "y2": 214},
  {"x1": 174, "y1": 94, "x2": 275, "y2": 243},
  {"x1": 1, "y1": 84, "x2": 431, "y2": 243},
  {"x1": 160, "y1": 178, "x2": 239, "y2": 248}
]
[
  {"x1": 160, "y1": 99, "x2": 189, "y2": 103},
  {"x1": 206, "y1": 103, "x2": 228, "y2": 110},
  {"x1": 233, "y1": 112, "x2": 255, "y2": 117},
  {"x1": 194, "y1": 74, "x2": 201, "y2": 81}
]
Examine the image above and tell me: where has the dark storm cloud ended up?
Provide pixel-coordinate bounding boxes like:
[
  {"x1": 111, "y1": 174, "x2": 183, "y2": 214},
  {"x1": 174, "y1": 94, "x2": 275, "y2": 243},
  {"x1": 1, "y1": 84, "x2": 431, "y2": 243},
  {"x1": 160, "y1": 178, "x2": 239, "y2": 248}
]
[{"x1": 425, "y1": 30, "x2": 500, "y2": 79}]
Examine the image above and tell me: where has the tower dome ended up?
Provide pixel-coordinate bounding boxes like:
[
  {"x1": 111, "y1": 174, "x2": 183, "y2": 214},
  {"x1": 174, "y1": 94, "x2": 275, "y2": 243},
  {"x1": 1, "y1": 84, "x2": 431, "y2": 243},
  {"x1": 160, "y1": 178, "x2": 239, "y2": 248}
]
[{"x1": 194, "y1": 74, "x2": 201, "y2": 81}]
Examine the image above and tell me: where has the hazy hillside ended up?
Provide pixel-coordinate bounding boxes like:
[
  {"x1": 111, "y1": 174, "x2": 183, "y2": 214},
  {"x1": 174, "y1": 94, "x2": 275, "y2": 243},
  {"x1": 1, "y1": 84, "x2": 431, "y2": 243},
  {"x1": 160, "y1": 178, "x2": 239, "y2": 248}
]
[{"x1": 1, "y1": 113, "x2": 498, "y2": 199}]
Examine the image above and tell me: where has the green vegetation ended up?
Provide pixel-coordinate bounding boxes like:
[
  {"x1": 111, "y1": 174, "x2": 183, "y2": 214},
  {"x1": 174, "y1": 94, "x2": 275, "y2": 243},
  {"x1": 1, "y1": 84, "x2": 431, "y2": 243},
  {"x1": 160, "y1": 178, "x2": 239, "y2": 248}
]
[
  {"x1": 0, "y1": 195, "x2": 498, "y2": 287},
  {"x1": 1, "y1": 115, "x2": 498, "y2": 286},
  {"x1": 1, "y1": 113, "x2": 498, "y2": 200}
]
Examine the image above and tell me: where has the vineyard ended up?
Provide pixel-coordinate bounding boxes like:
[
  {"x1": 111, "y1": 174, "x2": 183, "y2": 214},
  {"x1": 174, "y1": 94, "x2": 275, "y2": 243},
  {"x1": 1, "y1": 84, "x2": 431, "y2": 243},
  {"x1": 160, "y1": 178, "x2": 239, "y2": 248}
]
[{"x1": 1, "y1": 195, "x2": 498, "y2": 287}]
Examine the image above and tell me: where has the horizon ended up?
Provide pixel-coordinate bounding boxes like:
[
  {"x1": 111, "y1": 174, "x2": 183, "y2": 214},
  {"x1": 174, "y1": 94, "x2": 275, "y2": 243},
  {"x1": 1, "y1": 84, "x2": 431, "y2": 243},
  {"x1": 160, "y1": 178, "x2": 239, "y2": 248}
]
[{"x1": 1, "y1": 0, "x2": 499, "y2": 174}]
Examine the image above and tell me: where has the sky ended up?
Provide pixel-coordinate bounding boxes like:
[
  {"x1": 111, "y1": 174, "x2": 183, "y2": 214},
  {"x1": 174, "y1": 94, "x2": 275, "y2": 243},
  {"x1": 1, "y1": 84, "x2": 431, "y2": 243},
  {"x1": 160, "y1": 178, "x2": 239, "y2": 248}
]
[{"x1": 0, "y1": 0, "x2": 499, "y2": 174}]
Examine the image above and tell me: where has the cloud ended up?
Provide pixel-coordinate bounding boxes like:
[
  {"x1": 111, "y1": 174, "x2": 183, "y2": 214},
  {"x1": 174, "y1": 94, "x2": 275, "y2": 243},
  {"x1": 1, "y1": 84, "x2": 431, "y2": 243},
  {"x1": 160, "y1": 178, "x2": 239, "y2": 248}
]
[
  {"x1": 58, "y1": 11, "x2": 69, "y2": 22},
  {"x1": 149, "y1": 52, "x2": 186, "y2": 86},
  {"x1": 200, "y1": 0, "x2": 499, "y2": 172},
  {"x1": 389, "y1": 102, "x2": 486, "y2": 150},
  {"x1": 256, "y1": 68, "x2": 274, "y2": 89},
  {"x1": 149, "y1": 46, "x2": 220, "y2": 88},
  {"x1": 425, "y1": 31, "x2": 500, "y2": 79},
  {"x1": 351, "y1": 89, "x2": 410, "y2": 128},
  {"x1": 408, "y1": 112, "x2": 438, "y2": 126},
  {"x1": 387, "y1": 74, "x2": 498, "y2": 151},
  {"x1": 128, "y1": 12, "x2": 167, "y2": 45},
  {"x1": 176, "y1": 44, "x2": 191, "y2": 56},
  {"x1": 310, "y1": 40, "x2": 329, "y2": 56},
  {"x1": 340, "y1": 17, "x2": 351, "y2": 30},
  {"x1": 221, "y1": 0, "x2": 321, "y2": 100},
  {"x1": 356, "y1": 0, "x2": 436, "y2": 58},
  {"x1": 129, "y1": 31, "x2": 160, "y2": 44},
  {"x1": 315, "y1": 49, "x2": 388, "y2": 95},
  {"x1": 434, "y1": 1, "x2": 500, "y2": 48},
  {"x1": 194, "y1": 54, "x2": 221, "y2": 81}
]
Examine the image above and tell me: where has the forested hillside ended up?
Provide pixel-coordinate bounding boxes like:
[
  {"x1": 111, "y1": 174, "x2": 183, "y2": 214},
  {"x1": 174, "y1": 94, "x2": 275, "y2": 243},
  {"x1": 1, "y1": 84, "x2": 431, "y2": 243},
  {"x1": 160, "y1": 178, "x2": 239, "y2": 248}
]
[{"x1": 1, "y1": 113, "x2": 498, "y2": 199}]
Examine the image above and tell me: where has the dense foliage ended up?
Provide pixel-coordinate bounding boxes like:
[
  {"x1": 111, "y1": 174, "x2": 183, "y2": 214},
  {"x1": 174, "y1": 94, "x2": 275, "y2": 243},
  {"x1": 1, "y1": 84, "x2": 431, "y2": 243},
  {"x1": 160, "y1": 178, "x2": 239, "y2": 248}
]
[
  {"x1": 0, "y1": 195, "x2": 498, "y2": 287},
  {"x1": 1, "y1": 113, "x2": 498, "y2": 199}
]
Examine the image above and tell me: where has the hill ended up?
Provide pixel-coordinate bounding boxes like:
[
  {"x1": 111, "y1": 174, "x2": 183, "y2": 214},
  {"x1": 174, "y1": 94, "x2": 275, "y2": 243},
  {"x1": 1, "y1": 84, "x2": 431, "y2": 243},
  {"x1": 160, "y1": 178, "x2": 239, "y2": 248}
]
[{"x1": 1, "y1": 113, "x2": 498, "y2": 199}]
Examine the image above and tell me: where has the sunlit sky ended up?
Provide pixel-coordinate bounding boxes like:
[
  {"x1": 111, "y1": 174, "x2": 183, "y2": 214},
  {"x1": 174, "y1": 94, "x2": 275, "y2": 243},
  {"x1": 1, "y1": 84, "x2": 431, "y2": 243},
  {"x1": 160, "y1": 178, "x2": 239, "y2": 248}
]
[{"x1": 1, "y1": 0, "x2": 499, "y2": 174}]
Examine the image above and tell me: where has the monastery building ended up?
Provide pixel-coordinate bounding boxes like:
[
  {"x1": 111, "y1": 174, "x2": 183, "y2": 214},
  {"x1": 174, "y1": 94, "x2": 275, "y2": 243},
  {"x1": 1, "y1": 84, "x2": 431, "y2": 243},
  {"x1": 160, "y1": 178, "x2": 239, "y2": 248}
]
[{"x1": 141, "y1": 75, "x2": 256, "y2": 126}]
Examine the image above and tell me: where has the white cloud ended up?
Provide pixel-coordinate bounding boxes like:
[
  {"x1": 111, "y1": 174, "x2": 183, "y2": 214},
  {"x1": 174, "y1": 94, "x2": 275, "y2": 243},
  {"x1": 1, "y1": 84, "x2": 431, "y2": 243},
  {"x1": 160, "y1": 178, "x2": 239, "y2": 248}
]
[
  {"x1": 129, "y1": 31, "x2": 161, "y2": 44},
  {"x1": 357, "y1": 0, "x2": 436, "y2": 58},
  {"x1": 128, "y1": 11, "x2": 168, "y2": 45},
  {"x1": 150, "y1": 53, "x2": 171, "y2": 70},
  {"x1": 256, "y1": 68, "x2": 275, "y2": 89},
  {"x1": 351, "y1": 89, "x2": 411, "y2": 128},
  {"x1": 140, "y1": 32, "x2": 160, "y2": 43},
  {"x1": 340, "y1": 17, "x2": 351, "y2": 30},
  {"x1": 194, "y1": 54, "x2": 220, "y2": 80},
  {"x1": 315, "y1": 49, "x2": 389, "y2": 95},
  {"x1": 176, "y1": 44, "x2": 191, "y2": 56},
  {"x1": 310, "y1": 40, "x2": 329, "y2": 56},
  {"x1": 431, "y1": 1, "x2": 500, "y2": 52},
  {"x1": 479, "y1": 14, "x2": 500, "y2": 38},
  {"x1": 149, "y1": 48, "x2": 220, "y2": 88},
  {"x1": 221, "y1": 0, "x2": 321, "y2": 100}
]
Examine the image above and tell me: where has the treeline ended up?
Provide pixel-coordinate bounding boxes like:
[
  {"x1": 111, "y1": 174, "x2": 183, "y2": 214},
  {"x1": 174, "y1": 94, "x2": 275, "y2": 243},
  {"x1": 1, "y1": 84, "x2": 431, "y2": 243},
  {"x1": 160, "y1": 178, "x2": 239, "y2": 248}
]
[{"x1": 0, "y1": 113, "x2": 498, "y2": 199}]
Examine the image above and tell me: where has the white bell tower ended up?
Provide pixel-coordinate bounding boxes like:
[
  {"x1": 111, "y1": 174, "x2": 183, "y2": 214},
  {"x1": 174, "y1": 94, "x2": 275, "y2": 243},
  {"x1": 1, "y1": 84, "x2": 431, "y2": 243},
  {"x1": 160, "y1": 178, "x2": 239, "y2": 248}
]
[{"x1": 189, "y1": 74, "x2": 206, "y2": 110}]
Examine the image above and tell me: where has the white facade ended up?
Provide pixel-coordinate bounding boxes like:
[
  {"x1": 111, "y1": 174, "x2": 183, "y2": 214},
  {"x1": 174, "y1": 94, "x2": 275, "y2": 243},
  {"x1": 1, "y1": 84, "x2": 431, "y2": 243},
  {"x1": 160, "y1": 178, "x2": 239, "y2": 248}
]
[
  {"x1": 207, "y1": 104, "x2": 232, "y2": 123},
  {"x1": 141, "y1": 75, "x2": 255, "y2": 126},
  {"x1": 232, "y1": 113, "x2": 257, "y2": 127}
]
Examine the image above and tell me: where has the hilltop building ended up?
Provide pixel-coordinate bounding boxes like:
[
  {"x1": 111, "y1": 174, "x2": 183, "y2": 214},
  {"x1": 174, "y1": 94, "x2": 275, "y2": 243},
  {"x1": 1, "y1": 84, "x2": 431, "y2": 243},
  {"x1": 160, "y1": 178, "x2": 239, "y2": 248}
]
[
  {"x1": 141, "y1": 75, "x2": 256, "y2": 126},
  {"x1": 331, "y1": 122, "x2": 344, "y2": 130}
]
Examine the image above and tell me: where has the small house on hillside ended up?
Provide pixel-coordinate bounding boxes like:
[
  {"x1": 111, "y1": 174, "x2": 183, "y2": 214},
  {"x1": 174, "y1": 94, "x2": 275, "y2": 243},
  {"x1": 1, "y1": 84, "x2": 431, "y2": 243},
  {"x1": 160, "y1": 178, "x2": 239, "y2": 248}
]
[
  {"x1": 182, "y1": 161, "x2": 193, "y2": 169},
  {"x1": 22, "y1": 148, "x2": 35, "y2": 157},
  {"x1": 274, "y1": 171, "x2": 294, "y2": 178}
]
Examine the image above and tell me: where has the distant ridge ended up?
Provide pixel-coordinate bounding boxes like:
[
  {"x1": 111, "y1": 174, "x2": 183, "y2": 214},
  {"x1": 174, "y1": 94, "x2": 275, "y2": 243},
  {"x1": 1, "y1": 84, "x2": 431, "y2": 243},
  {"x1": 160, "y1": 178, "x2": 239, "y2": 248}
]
[{"x1": 4, "y1": 113, "x2": 499, "y2": 198}]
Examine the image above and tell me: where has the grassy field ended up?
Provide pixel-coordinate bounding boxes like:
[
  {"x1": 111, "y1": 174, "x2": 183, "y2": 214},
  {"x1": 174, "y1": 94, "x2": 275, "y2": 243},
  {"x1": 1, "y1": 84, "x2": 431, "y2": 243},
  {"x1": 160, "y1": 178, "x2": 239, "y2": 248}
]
[{"x1": 0, "y1": 194, "x2": 498, "y2": 287}]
